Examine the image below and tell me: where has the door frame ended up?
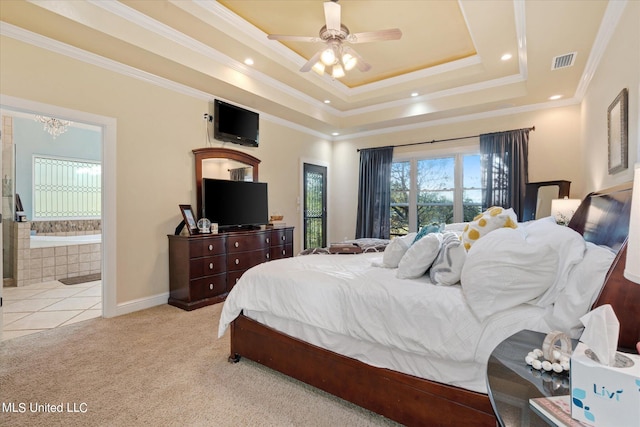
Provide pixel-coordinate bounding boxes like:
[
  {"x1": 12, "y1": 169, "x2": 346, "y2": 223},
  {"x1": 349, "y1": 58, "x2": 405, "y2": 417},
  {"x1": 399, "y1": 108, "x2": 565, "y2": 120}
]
[
  {"x1": 0, "y1": 95, "x2": 117, "y2": 318},
  {"x1": 299, "y1": 158, "x2": 330, "y2": 249}
]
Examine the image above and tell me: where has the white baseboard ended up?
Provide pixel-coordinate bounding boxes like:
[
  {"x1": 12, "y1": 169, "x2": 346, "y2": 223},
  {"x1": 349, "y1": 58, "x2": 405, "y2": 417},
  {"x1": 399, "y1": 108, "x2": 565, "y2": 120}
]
[{"x1": 109, "y1": 292, "x2": 170, "y2": 317}]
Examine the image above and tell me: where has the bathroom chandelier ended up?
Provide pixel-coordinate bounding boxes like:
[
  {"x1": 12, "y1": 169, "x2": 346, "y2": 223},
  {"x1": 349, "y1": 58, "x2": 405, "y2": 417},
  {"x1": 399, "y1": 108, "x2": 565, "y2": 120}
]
[{"x1": 34, "y1": 115, "x2": 72, "y2": 139}]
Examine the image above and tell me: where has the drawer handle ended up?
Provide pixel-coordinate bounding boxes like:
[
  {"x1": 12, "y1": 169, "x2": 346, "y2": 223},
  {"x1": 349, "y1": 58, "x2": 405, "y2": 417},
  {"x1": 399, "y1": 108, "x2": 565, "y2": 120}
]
[
  {"x1": 266, "y1": 253, "x2": 270, "y2": 259},
  {"x1": 235, "y1": 278, "x2": 239, "y2": 284},
  {"x1": 282, "y1": 249, "x2": 286, "y2": 255},
  {"x1": 209, "y1": 262, "x2": 214, "y2": 270},
  {"x1": 234, "y1": 241, "x2": 239, "y2": 248},
  {"x1": 266, "y1": 237, "x2": 270, "y2": 243},
  {"x1": 281, "y1": 236, "x2": 286, "y2": 241},
  {"x1": 209, "y1": 283, "x2": 214, "y2": 290},
  {"x1": 208, "y1": 244, "x2": 213, "y2": 251},
  {"x1": 235, "y1": 259, "x2": 240, "y2": 265}
]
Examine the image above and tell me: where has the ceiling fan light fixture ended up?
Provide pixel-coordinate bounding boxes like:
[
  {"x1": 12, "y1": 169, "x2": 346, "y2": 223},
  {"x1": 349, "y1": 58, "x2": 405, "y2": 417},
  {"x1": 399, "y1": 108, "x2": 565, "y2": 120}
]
[
  {"x1": 268, "y1": 0, "x2": 401, "y2": 79},
  {"x1": 342, "y1": 52, "x2": 357, "y2": 71},
  {"x1": 312, "y1": 62, "x2": 326, "y2": 75},
  {"x1": 320, "y1": 47, "x2": 336, "y2": 66},
  {"x1": 332, "y1": 63, "x2": 345, "y2": 78}
]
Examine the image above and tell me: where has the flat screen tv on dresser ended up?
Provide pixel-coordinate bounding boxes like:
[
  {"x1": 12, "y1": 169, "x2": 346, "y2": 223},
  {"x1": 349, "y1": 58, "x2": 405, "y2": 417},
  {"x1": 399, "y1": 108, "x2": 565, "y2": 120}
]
[{"x1": 202, "y1": 178, "x2": 268, "y2": 230}]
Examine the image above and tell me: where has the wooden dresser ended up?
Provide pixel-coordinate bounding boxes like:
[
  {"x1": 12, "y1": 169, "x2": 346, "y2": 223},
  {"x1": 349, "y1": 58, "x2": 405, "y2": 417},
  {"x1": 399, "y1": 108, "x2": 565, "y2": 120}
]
[{"x1": 168, "y1": 227, "x2": 294, "y2": 310}]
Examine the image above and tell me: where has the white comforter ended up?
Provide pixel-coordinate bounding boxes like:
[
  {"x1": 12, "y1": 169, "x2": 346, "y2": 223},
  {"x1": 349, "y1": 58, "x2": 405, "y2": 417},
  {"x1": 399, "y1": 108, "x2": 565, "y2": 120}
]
[{"x1": 218, "y1": 252, "x2": 549, "y2": 364}]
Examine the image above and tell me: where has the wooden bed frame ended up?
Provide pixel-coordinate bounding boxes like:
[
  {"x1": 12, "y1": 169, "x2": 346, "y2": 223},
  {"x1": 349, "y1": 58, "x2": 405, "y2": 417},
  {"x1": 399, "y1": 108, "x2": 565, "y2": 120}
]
[{"x1": 227, "y1": 183, "x2": 637, "y2": 426}]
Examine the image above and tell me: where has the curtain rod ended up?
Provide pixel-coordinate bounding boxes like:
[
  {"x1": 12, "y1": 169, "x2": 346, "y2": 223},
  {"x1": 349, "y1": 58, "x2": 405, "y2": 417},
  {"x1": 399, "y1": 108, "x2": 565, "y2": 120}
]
[{"x1": 356, "y1": 126, "x2": 535, "y2": 152}]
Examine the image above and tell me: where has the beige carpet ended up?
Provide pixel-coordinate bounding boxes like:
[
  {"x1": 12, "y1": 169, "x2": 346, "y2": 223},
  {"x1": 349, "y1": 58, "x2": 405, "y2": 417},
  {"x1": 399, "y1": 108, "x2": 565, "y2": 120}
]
[{"x1": 0, "y1": 303, "x2": 399, "y2": 426}]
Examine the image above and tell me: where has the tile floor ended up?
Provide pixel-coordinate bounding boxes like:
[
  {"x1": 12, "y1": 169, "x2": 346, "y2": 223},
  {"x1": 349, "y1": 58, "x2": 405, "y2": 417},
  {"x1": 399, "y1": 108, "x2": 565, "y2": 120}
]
[{"x1": 2, "y1": 280, "x2": 102, "y2": 341}]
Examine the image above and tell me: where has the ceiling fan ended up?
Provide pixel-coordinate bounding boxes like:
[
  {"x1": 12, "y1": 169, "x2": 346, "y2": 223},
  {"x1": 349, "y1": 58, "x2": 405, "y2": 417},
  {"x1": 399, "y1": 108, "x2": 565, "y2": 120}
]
[{"x1": 266, "y1": 0, "x2": 402, "y2": 78}]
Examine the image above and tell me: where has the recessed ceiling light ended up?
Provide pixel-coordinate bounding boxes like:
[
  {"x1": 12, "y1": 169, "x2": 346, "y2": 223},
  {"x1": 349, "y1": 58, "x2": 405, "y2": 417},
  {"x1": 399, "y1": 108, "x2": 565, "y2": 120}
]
[
  {"x1": 549, "y1": 94, "x2": 563, "y2": 100},
  {"x1": 501, "y1": 53, "x2": 512, "y2": 61},
  {"x1": 332, "y1": 132, "x2": 340, "y2": 136},
  {"x1": 411, "y1": 92, "x2": 419, "y2": 97},
  {"x1": 324, "y1": 100, "x2": 331, "y2": 104},
  {"x1": 244, "y1": 58, "x2": 254, "y2": 66}
]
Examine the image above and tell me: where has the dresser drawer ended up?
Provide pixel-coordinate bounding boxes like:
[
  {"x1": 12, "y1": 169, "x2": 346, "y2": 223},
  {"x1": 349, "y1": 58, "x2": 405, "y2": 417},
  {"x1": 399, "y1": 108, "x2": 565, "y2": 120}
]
[
  {"x1": 227, "y1": 249, "x2": 270, "y2": 271},
  {"x1": 189, "y1": 254, "x2": 227, "y2": 278},
  {"x1": 189, "y1": 236, "x2": 226, "y2": 258},
  {"x1": 227, "y1": 232, "x2": 270, "y2": 253},
  {"x1": 227, "y1": 270, "x2": 245, "y2": 291},
  {"x1": 271, "y1": 228, "x2": 293, "y2": 245},
  {"x1": 190, "y1": 274, "x2": 227, "y2": 300},
  {"x1": 270, "y1": 244, "x2": 293, "y2": 260}
]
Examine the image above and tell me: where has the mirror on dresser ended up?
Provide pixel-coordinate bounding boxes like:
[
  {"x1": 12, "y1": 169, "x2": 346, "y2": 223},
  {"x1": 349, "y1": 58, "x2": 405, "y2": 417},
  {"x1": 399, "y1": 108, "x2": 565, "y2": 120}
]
[
  {"x1": 521, "y1": 180, "x2": 571, "y2": 221},
  {"x1": 193, "y1": 147, "x2": 261, "y2": 217}
]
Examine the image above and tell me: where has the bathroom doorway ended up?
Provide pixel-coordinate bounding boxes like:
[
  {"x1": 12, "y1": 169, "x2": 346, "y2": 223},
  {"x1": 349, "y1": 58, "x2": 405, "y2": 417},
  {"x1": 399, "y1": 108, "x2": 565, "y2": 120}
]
[{"x1": 0, "y1": 97, "x2": 116, "y2": 341}]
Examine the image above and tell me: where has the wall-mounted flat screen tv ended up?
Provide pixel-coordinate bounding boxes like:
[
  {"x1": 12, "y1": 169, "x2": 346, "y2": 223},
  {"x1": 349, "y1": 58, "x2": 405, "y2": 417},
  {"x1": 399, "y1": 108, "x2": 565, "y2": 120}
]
[
  {"x1": 202, "y1": 178, "x2": 268, "y2": 230},
  {"x1": 214, "y1": 99, "x2": 259, "y2": 147}
]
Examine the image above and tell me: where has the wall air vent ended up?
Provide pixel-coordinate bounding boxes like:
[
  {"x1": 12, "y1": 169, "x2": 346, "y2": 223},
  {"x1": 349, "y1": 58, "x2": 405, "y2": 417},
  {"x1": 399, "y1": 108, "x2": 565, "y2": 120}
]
[{"x1": 551, "y1": 52, "x2": 577, "y2": 70}]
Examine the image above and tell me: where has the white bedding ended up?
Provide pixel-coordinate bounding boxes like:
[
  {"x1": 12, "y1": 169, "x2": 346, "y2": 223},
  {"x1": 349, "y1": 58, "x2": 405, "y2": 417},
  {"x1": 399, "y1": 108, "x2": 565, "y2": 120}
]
[{"x1": 218, "y1": 252, "x2": 552, "y2": 393}]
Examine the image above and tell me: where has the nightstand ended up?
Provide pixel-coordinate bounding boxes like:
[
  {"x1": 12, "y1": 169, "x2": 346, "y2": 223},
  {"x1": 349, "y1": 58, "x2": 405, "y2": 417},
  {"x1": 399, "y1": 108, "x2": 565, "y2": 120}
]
[{"x1": 487, "y1": 330, "x2": 578, "y2": 427}]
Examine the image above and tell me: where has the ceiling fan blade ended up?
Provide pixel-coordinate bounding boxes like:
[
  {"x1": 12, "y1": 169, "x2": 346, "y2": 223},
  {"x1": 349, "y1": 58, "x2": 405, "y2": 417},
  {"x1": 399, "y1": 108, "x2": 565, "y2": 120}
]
[
  {"x1": 267, "y1": 34, "x2": 320, "y2": 43},
  {"x1": 347, "y1": 28, "x2": 402, "y2": 43},
  {"x1": 300, "y1": 49, "x2": 324, "y2": 72},
  {"x1": 324, "y1": 1, "x2": 341, "y2": 32}
]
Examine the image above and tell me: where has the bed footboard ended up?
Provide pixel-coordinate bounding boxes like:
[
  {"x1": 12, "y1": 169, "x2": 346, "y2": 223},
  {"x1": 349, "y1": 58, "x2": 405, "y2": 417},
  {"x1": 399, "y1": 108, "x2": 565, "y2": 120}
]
[{"x1": 229, "y1": 313, "x2": 495, "y2": 427}]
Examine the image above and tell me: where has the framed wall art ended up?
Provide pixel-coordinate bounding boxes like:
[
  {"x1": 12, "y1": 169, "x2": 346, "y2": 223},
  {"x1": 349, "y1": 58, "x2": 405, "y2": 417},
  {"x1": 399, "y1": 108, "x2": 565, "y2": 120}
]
[{"x1": 607, "y1": 88, "x2": 628, "y2": 175}]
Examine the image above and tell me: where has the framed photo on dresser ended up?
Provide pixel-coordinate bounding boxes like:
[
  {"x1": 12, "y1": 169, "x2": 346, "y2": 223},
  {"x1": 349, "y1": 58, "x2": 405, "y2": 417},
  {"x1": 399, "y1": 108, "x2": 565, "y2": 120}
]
[{"x1": 179, "y1": 204, "x2": 198, "y2": 235}]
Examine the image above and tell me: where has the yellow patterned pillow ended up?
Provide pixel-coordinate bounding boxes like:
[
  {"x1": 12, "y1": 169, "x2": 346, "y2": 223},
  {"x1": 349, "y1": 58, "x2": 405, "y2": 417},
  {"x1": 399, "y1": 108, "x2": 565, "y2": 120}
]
[{"x1": 461, "y1": 207, "x2": 518, "y2": 250}]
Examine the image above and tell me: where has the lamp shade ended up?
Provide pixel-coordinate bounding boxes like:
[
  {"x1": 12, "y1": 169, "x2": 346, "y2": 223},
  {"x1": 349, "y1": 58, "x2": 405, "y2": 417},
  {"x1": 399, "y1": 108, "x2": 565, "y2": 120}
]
[
  {"x1": 551, "y1": 197, "x2": 581, "y2": 226},
  {"x1": 624, "y1": 162, "x2": 640, "y2": 284}
]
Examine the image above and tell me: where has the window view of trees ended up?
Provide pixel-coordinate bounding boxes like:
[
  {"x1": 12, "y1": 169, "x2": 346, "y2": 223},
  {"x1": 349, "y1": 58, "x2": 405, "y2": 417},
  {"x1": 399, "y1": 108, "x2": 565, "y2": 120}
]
[
  {"x1": 390, "y1": 161, "x2": 410, "y2": 236},
  {"x1": 390, "y1": 154, "x2": 483, "y2": 236}
]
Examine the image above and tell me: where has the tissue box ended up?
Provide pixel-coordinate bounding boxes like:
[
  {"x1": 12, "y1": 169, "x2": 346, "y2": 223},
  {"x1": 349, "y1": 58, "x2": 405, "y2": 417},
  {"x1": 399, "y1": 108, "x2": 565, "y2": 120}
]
[{"x1": 570, "y1": 342, "x2": 640, "y2": 426}]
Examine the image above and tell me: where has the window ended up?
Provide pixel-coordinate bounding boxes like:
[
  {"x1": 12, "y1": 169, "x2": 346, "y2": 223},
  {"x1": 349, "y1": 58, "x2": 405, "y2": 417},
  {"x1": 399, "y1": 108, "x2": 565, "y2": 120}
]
[
  {"x1": 33, "y1": 156, "x2": 101, "y2": 219},
  {"x1": 390, "y1": 152, "x2": 482, "y2": 235}
]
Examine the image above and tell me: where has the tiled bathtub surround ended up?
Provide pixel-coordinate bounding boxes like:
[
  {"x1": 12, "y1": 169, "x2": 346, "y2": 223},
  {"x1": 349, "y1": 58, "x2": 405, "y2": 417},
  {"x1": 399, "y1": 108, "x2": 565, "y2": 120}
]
[
  {"x1": 13, "y1": 222, "x2": 101, "y2": 287},
  {"x1": 30, "y1": 219, "x2": 101, "y2": 235}
]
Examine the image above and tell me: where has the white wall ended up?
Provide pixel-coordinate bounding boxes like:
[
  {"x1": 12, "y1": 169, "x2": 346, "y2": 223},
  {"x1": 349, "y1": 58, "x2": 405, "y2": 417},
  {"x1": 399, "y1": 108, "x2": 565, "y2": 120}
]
[
  {"x1": 581, "y1": 0, "x2": 639, "y2": 193},
  {"x1": 0, "y1": 36, "x2": 331, "y2": 307},
  {"x1": 330, "y1": 104, "x2": 583, "y2": 241}
]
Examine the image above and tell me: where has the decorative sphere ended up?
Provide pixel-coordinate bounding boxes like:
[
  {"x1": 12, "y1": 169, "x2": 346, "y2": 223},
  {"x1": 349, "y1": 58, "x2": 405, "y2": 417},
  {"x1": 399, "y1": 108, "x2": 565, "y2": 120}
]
[{"x1": 197, "y1": 217, "x2": 212, "y2": 233}]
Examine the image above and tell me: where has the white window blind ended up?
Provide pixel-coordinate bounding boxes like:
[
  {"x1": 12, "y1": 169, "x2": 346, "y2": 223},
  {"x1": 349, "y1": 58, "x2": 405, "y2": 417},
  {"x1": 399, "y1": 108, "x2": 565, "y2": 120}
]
[{"x1": 33, "y1": 156, "x2": 101, "y2": 219}]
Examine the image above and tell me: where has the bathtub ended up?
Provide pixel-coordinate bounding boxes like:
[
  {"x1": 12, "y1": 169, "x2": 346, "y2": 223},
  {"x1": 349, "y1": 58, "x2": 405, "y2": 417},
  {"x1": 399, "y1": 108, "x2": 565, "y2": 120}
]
[{"x1": 29, "y1": 234, "x2": 102, "y2": 248}]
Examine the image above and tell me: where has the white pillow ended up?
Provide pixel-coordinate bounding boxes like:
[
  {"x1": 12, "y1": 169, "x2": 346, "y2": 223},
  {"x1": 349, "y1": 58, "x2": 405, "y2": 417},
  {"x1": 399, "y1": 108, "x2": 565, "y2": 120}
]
[
  {"x1": 461, "y1": 228, "x2": 558, "y2": 321},
  {"x1": 444, "y1": 222, "x2": 467, "y2": 233},
  {"x1": 523, "y1": 216, "x2": 586, "y2": 307},
  {"x1": 381, "y1": 233, "x2": 416, "y2": 268},
  {"x1": 430, "y1": 232, "x2": 466, "y2": 286},
  {"x1": 546, "y1": 243, "x2": 616, "y2": 336},
  {"x1": 461, "y1": 207, "x2": 518, "y2": 251},
  {"x1": 397, "y1": 233, "x2": 442, "y2": 279}
]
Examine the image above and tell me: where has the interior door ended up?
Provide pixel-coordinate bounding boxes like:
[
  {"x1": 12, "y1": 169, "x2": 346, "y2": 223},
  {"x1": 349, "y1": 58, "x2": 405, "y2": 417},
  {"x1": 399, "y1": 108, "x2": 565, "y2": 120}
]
[{"x1": 303, "y1": 163, "x2": 327, "y2": 249}]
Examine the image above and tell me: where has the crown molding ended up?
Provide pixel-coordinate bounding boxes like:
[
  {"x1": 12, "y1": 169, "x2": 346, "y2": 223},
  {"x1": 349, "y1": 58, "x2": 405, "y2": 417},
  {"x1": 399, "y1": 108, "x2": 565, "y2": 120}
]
[
  {"x1": 335, "y1": 97, "x2": 580, "y2": 141},
  {"x1": 343, "y1": 74, "x2": 525, "y2": 117},
  {"x1": 574, "y1": 0, "x2": 627, "y2": 100},
  {"x1": 89, "y1": 0, "x2": 338, "y2": 116},
  {"x1": 0, "y1": 23, "x2": 332, "y2": 140}
]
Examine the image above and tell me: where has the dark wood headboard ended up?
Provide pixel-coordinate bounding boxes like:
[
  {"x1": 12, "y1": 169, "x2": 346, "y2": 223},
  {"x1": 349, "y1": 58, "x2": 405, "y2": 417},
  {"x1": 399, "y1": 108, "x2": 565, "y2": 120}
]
[{"x1": 568, "y1": 182, "x2": 638, "y2": 352}]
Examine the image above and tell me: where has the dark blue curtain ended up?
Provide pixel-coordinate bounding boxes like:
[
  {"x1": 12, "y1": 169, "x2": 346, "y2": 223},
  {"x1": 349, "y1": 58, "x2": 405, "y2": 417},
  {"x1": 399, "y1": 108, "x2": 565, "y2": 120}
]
[
  {"x1": 355, "y1": 146, "x2": 394, "y2": 239},
  {"x1": 480, "y1": 128, "x2": 530, "y2": 220}
]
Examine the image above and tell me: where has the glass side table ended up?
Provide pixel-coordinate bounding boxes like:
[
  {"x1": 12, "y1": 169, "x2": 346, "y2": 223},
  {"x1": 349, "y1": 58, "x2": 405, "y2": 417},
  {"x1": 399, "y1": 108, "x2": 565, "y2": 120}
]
[{"x1": 487, "y1": 329, "x2": 577, "y2": 427}]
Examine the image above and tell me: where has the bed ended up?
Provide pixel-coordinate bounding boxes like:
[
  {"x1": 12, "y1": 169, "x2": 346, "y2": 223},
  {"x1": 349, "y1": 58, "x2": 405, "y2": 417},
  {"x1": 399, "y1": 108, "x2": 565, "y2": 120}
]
[{"x1": 218, "y1": 183, "x2": 638, "y2": 426}]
